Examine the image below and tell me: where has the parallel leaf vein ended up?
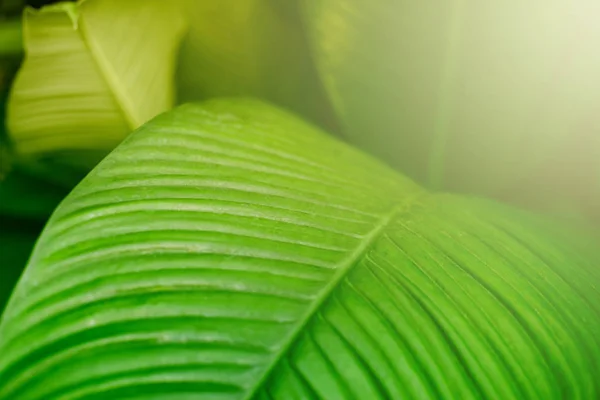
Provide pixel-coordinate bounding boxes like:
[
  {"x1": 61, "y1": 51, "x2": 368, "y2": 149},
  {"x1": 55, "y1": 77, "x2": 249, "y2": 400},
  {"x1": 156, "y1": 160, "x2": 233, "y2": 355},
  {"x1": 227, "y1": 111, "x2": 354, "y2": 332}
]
[{"x1": 243, "y1": 196, "x2": 420, "y2": 399}]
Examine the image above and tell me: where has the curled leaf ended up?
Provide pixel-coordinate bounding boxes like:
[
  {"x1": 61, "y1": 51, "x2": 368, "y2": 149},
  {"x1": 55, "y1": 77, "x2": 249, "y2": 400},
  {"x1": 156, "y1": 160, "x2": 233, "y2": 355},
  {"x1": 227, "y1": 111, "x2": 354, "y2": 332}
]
[{"x1": 7, "y1": 0, "x2": 186, "y2": 170}]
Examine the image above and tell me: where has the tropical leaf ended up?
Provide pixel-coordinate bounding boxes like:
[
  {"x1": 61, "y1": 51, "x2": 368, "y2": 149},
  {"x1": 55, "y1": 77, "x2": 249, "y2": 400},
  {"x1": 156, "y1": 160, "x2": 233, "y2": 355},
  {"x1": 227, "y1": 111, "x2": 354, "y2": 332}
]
[
  {"x1": 302, "y1": 0, "x2": 600, "y2": 216},
  {"x1": 7, "y1": 0, "x2": 186, "y2": 173},
  {"x1": 176, "y1": 0, "x2": 338, "y2": 132},
  {"x1": 0, "y1": 99, "x2": 599, "y2": 399}
]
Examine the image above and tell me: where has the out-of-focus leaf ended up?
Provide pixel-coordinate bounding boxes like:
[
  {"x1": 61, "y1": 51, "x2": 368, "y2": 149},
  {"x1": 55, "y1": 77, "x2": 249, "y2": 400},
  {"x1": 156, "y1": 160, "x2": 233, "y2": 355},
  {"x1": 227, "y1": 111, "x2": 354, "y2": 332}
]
[
  {"x1": 302, "y1": 0, "x2": 600, "y2": 216},
  {"x1": 7, "y1": 0, "x2": 186, "y2": 173},
  {"x1": 1, "y1": 99, "x2": 599, "y2": 398},
  {"x1": 176, "y1": 0, "x2": 339, "y2": 132}
]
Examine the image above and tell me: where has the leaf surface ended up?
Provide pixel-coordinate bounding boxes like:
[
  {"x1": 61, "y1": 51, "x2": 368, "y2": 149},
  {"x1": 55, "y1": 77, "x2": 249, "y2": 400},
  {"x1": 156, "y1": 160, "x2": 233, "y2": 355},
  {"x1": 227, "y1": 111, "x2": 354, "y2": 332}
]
[{"x1": 0, "y1": 99, "x2": 599, "y2": 399}]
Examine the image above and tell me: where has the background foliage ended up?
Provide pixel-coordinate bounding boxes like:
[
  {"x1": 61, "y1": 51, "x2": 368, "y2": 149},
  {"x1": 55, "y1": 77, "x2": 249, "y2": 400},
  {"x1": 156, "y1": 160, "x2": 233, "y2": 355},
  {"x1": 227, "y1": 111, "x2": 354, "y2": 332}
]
[{"x1": 0, "y1": 0, "x2": 599, "y2": 398}]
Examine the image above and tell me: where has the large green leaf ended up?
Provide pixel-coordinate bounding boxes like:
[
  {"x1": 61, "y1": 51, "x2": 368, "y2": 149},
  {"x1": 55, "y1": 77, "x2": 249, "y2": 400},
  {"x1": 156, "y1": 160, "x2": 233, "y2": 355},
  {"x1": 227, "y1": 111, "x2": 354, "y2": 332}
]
[
  {"x1": 0, "y1": 99, "x2": 599, "y2": 399},
  {"x1": 176, "y1": 0, "x2": 338, "y2": 132},
  {"x1": 302, "y1": 0, "x2": 600, "y2": 215},
  {"x1": 7, "y1": 0, "x2": 186, "y2": 172}
]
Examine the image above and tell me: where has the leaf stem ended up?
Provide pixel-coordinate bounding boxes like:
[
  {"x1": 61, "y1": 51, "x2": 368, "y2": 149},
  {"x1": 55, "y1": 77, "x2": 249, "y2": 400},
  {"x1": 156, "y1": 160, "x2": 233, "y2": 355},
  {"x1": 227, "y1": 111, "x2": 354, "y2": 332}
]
[{"x1": 0, "y1": 19, "x2": 23, "y2": 58}]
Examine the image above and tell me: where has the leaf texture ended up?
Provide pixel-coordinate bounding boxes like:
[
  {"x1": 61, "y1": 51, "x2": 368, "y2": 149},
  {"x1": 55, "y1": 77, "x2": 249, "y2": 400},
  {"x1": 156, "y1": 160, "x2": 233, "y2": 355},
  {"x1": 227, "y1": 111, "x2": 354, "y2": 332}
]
[
  {"x1": 7, "y1": 0, "x2": 186, "y2": 169},
  {"x1": 0, "y1": 99, "x2": 599, "y2": 399}
]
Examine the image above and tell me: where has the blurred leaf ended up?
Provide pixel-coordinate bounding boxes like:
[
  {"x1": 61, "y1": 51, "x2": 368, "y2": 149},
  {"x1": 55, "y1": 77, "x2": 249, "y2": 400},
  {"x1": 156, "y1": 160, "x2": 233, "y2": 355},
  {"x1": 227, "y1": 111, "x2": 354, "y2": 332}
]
[
  {"x1": 176, "y1": 0, "x2": 339, "y2": 133},
  {"x1": 1, "y1": 99, "x2": 599, "y2": 398},
  {"x1": 303, "y1": 0, "x2": 600, "y2": 217},
  {"x1": 7, "y1": 0, "x2": 186, "y2": 174}
]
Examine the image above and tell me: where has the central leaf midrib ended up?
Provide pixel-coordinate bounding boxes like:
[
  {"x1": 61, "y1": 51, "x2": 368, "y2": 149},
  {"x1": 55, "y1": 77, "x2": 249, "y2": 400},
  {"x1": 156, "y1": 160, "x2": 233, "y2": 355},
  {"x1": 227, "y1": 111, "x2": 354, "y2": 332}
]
[{"x1": 244, "y1": 196, "x2": 420, "y2": 399}]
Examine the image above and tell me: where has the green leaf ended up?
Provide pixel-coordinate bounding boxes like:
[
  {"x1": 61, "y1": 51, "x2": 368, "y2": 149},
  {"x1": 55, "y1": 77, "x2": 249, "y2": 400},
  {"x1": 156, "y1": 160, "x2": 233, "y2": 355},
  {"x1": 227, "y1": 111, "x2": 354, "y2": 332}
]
[
  {"x1": 176, "y1": 0, "x2": 339, "y2": 133},
  {"x1": 0, "y1": 99, "x2": 599, "y2": 399},
  {"x1": 7, "y1": 0, "x2": 186, "y2": 172},
  {"x1": 302, "y1": 0, "x2": 600, "y2": 214}
]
